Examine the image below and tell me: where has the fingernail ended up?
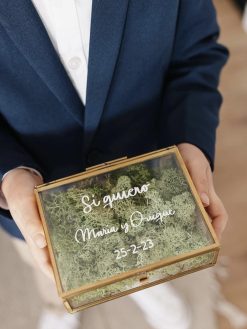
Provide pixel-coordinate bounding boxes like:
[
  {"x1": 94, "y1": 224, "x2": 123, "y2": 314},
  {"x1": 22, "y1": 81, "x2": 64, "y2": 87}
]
[
  {"x1": 33, "y1": 233, "x2": 47, "y2": 248},
  {"x1": 200, "y1": 193, "x2": 210, "y2": 206}
]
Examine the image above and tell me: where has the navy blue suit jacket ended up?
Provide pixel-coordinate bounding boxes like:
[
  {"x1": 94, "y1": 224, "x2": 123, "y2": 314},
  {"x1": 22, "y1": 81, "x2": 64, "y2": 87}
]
[{"x1": 0, "y1": 0, "x2": 228, "y2": 239}]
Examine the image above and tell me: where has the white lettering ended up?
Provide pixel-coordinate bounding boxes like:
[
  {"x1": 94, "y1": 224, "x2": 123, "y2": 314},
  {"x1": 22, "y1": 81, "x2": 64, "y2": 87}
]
[{"x1": 75, "y1": 225, "x2": 119, "y2": 243}]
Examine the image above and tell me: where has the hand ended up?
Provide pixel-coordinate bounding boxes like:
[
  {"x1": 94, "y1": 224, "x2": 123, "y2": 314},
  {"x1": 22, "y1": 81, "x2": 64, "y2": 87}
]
[
  {"x1": 177, "y1": 143, "x2": 228, "y2": 240},
  {"x1": 1, "y1": 168, "x2": 55, "y2": 281}
]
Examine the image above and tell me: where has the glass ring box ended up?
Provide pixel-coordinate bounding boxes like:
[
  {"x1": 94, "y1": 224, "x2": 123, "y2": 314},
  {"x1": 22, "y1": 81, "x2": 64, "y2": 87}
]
[{"x1": 34, "y1": 145, "x2": 220, "y2": 313}]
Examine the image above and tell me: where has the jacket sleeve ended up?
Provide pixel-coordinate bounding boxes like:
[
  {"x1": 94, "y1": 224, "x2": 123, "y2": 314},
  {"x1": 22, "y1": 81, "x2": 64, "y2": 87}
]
[
  {"x1": 0, "y1": 115, "x2": 44, "y2": 217},
  {"x1": 158, "y1": 0, "x2": 229, "y2": 171},
  {"x1": 0, "y1": 115, "x2": 43, "y2": 180}
]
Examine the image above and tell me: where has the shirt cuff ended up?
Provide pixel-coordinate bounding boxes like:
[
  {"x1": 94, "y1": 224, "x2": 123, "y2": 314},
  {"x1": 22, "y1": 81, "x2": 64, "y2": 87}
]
[{"x1": 0, "y1": 166, "x2": 43, "y2": 210}]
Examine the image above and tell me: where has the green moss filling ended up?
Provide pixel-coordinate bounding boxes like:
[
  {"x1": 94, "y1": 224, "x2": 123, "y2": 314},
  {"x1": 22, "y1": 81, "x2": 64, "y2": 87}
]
[{"x1": 68, "y1": 251, "x2": 215, "y2": 308}]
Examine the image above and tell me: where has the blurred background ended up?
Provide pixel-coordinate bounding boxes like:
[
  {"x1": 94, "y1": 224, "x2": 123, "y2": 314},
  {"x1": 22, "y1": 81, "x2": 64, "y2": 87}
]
[
  {"x1": 213, "y1": 0, "x2": 247, "y2": 327},
  {"x1": 0, "y1": 0, "x2": 247, "y2": 328}
]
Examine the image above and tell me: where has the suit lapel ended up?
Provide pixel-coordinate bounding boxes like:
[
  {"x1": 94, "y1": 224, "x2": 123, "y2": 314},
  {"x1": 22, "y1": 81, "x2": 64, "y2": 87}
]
[
  {"x1": 0, "y1": 0, "x2": 84, "y2": 127},
  {"x1": 84, "y1": 0, "x2": 130, "y2": 155}
]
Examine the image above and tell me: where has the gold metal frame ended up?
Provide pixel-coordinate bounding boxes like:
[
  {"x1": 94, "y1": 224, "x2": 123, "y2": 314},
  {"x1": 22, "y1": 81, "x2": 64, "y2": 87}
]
[
  {"x1": 34, "y1": 145, "x2": 220, "y2": 313},
  {"x1": 64, "y1": 251, "x2": 219, "y2": 313}
]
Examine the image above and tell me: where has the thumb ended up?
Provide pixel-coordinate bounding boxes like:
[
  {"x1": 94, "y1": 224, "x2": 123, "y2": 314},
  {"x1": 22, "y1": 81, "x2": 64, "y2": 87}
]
[
  {"x1": 21, "y1": 200, "x2": 47, "y2": 249},
  {"x1": 187, "y1": 162, "x2": 210, "y2": 207},
  {"x1": 8, "y1": 195, "x2": 47, "y2": 249}
]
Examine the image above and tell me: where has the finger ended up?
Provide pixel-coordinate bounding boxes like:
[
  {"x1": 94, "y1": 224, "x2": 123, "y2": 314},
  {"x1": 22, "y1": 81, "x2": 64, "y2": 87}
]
[
  {"x1": 43, "y1": 263, "x2": 56, "y2": 282},
  {"x1": 186, "y1": 160, "x2": 210, "y2": 207},
  {"x1": 36, "y1": 255, "x2": 55, "y2": 282},
  {"x1": 205, "y1": 167, "x2": 229, "y2": 238},
  {"x1": 9, "y1": 195, "x2": 47, "y2": 249},
  {"x1": 32, "y1": 249, "x2": 55, "y2": 282},
  {"x1": 206, "y1": 192, "x2": 228, "y2": 239},
  {"x1": 27, "y1": 235, "x2": 55, "y2": 282}
]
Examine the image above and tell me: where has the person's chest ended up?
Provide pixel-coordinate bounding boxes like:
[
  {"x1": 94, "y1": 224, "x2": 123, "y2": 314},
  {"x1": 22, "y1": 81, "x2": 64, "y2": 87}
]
[
  {"x1": 0, "y1": 1, "x2": 179, "y2": 136},
  {"x1": 31, "y1": 0, "x2": 93, "y2": 106}
]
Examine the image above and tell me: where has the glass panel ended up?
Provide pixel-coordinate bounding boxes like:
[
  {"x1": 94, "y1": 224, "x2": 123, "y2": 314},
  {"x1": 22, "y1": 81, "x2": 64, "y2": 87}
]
[
  {"x1": 67, "y1": 251, "x2": 216, "y2": 310},
  {"x1": 38, "y1": 151, "x2": 214, "y2": 293}
]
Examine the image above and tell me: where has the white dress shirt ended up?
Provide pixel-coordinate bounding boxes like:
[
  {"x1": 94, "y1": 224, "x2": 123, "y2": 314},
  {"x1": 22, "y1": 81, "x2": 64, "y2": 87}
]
[
  {"x1": 0, "y1": 0, "x2": 93, "y2": 207},
  {"x1": 31, "y1": 0, "x2": 92, "y2": 105}
]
